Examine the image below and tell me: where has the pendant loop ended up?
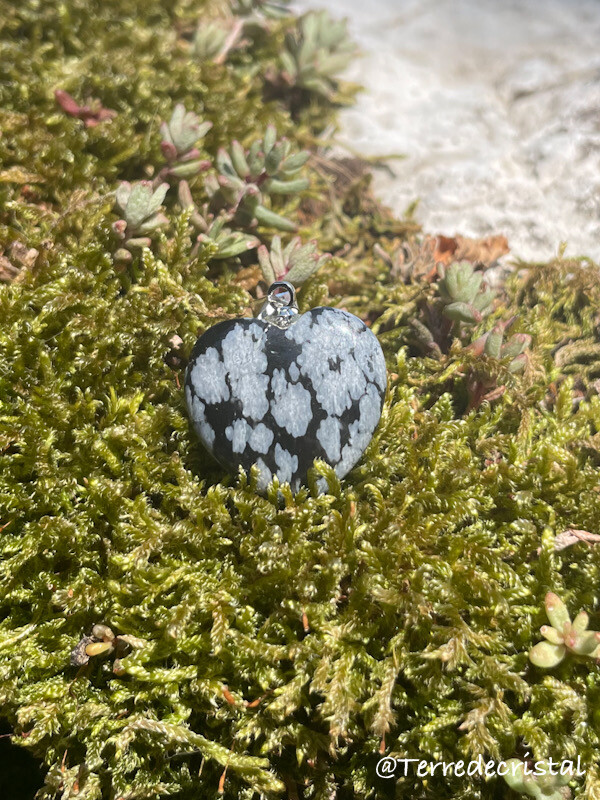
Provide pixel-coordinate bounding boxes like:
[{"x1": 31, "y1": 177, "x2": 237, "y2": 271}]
[{"x1": 257, "y1": 281, "x2": 300, "y2": 329}]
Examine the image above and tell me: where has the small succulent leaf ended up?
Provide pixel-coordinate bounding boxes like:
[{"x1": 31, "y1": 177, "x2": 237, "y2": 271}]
[
  {"x1": 444, "y1": 262, "x2": 481, "y2": 303},
  {"x1": 168, "y1": 159, "x2": 210, "y2": 179},
  {"x1": 280, "y1": 151, "x2": 310, "y2": 174},
  {"x1": 503, "y1": 760, "x2": 527, "y2": 792},
  {"x1": 471, "y1": 285, "x2": 495, "y2": 312},
  {"x1": 540, "y1": 625, "x2": 563, "y2": 645},
  {"x1": 265, "y1": 141, "x2": 285, "y2": 175},
  {"x1": 271, "y1": 236, "x2": 285, "y2": 274},
  {"x1": 463, "y1": 271, "x2": 483, "y2": 303},
  {"x1": 263, "y1": 125, "x2": 277, "y2": 155},
  {"x1": 535, "y1": 761, "x2": 572, "y2": 793},
  {"x1": 115, "y1": 181, "x2": 132, "y2": 211},
  {"x1": 258, "y1": 244, "x2": 277, "y2": 284},
  {"x1": 113, "y1": 248, "x2": 132, "y2": 263},
  {"x1": 529, "y1": 641, "x2": 566, "y2": 668},
  {"x1": 160, "y1": 140, "x2": 178, "y2": 162},
  {"x1": 208, "y1": 216, "x2": 225, "y2": 237},
  {"x1": 85, "y1": 641, "x2": 114, "y2": 657},
  {"x1": 501, "y1": 333, "x2": 531, "y2": 360},
  {"x1": 280, "y1": 50, "x2": 297, "y2": 78},
  {"x1": 210, "y1": 233, "x2": 259, "y2": 260},
  {"x1": 170, "y1": 103, "x2": 185, "y2": 130},
  {"x1": 570, "y1": 630, "x2": 599, "y2": 655},
  {"x1": 410, "y1": 318, "x2": 435, "y2": 344},
  {"x1": 508, "y1": 352, "x2": 527, "y2": 373},
  {"x1": 572, "y1": 610, "x2": 589, "y2": 633},
  {"x1": 151, "y1": 182, "x2": 169, "y2": 205},
  {"x1": 467, "y1": 331, "x2": 489, "y2": 356},
  {"x1": 484, "y1": 324, "x2": 504, "y2": 358},
  {"x1": 125, "y1": 181, "x2": 155, "y2": 228},
  {"x1": 443, "y1": 301, "x2": 482, "y2": 324},
  {"x1": 246, "y1": 141, "x2": 263, "y2": 176},
  {"x1": 254, "y1": 204, "x2": 296, "y2": 231},
  {"x1": 266, "y1": 177, "x2": 309, "y2": 194},
  {"x1": 230, "y1": 141, "x2": 250, "y2": 178},
  {"x1": 173, "y1": 117, "x2": 199, "y2": 153},
  {"x1": 318, "y1": 52, "x2": 354, "y2": 74},
  {"x1": 302, "y1": 76, "x2": 333, "y2": 96},
  {"x1": 216, "y1": 148, "x2": 236, "y2": 178},
  {"x1": 555, "y1": 767, "x2": 574, "y2": 786},
  {"x1": 160, "y1": 120, "x2": 174, "y2": 148},
  {"x1": 136, "y1": 211, "x2": 169, "y2": 235},
  {"x1": 545, "y1": 592, "x2": 571, "y2": 630},
  {"x1": 286, "y1": 261, "x2": 322, "y2": 286},
  {"x1": 221, "y1": 173, "x2": 247, "y2": 193},
  {"x1": 125, "y1": 236, "x2": 152, "y2": 249}
]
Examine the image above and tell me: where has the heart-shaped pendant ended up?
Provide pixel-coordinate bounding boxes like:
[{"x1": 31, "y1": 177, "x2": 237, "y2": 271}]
[{"x1": 185, "y1": 282, "x2": 387, "y2": 491}]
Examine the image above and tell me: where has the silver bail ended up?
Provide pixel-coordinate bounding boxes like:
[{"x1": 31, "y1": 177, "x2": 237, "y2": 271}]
[{"x1": 257, "y1": 281, "x2": 299, "y2": 329}]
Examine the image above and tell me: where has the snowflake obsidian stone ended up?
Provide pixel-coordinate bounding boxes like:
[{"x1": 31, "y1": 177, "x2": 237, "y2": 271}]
[{"x1": 185, "y1": 287, "x2": 387, "y2": 492}]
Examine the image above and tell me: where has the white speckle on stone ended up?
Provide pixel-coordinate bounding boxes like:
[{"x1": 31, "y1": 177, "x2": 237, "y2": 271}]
[
  {"x1": 357, "y1": 382, "x2": 383, "y2": 434},
  {"x1": 284, "y1": 311, "x2": 313, "y2": 344},
  {"x1": 190, "y1": 347, "x2": 230, "y2": 404},
  {"x1": 221, "y1": 325, "x2": 269, "y2": 420},
  {"x1": 189, "y1": 393, "x2": 215, "y2": 447},
  {"x1": 336, "y1": 382, "x2": 382, "y2": 477},
  {"x1": 271, "y1": 368, "x2": 313, "y2": 437},
  {"x1": 353, "y1": 329, "x2": 387, "y2": 391},
  {"x1": 255, "y1": 458, "x2": 272, "y2": 491},
  {"x1": 225, "y1": 418, "x2": 250, "y2": 453},
  {"x1": 289, "y1": 309, "x2": 370, "y2": 416},
  {"x1": 274, "y1": 444, "x2": 298, "y2": 485},
  {"x1": 248, "y1": 423, "x2": 274, "y2": 454},
  {"x1": 289, "y1": 361, "x2": 300, "y2": 381},
  {"x1": 317, "y1": 416, "x2": 341, "y2": 462}
]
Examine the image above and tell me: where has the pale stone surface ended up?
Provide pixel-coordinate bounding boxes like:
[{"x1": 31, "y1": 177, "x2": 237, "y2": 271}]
[{"x1": 296, "y1": 0, "x2": 600, "y2": 261}]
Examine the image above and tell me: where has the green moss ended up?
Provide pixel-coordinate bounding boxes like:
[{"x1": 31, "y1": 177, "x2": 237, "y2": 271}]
[{"x1": 2, "y1": 1, "x2": 600, "y2": 799}]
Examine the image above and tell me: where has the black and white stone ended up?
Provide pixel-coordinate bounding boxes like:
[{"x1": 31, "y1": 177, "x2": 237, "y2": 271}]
[{"x1": 185, "y1": 306, "x2": 387, "y2": 492}]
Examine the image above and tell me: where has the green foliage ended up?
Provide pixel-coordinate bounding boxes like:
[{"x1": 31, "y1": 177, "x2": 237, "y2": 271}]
[
  {"x1": 159, "y1": 104, "x2": 212, "y2": 180},
  {"x1": 112, "y1": 180, "x2": 170, "y2": 258},
  {"x1": 437, "y1": 260, "x2": 495, "y2": 325},
  {"x1": 2, "y1": 1, "x2": 600, "y2": 799},
  {"x1": 278, "y1": 10, "x2": 356, "y2": 99},
  {"x1": 207, "y1": 125, "x2": 310, "y2": 232},
  {"x1": 257, "y1": 235, "x2": 331, "y2": 284},
  {"x1": 529, "y1": 593, "x2": 600, "y2": 668},
  {"x1": 504, "y1": 758, "x2": 573, "y2": 799}
]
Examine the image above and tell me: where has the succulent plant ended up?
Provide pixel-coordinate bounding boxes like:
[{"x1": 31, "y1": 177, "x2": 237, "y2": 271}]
[
  {"x1": 112, "y1": 180, "x2": 169, "y2": 260},
  {"x1": 503, "y1": 759, "x2": 572, "y2": 799},
  {"x1": 467, "y1": 318, "x2": 531, "y2": 374},
  {"x1": 462, "y1": 316, "x2": 531, "y2": 410},
  {"x1": 159, "y1": 104, "x2": 212, "y2": 179},
  {"x1": 257, "y1": 235, "x2": 330, "y2": 284},
  {"x1": 178, "y1": 180, "x2": 259, "y2": 260},
  {"x1": 277, "y1": 10, "x2": 356, "y2": 99},
  {"x1": 54, "y1": 89, "x2": 117, "y2": 127},
  {"x1": 207, "y1": 125, "x2": 309, "y2": 232},
  {"x1": 407, "y1": 260, "x2": 497, "y2": 359},
  {"x1": 196, "y1": 216, "x2": 260, "y2": 260},
  {"x1": 70, "y1": 624, "x2": 146, "y2": 673},
  {"x1": 529, "y1": 593, "x2": 600, "y2": 668},
  {"x1": 437, "y1": 260, "x2": 495, "y2": 324}
]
